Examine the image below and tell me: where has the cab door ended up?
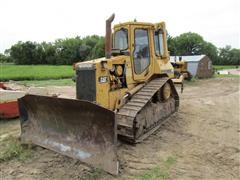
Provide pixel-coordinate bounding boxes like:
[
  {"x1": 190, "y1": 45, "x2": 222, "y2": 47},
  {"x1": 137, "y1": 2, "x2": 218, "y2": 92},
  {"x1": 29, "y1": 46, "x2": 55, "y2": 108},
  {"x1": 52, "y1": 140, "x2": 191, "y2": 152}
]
[{"x1": 131, "y1": 26, "x2": 153, "y2": 81}]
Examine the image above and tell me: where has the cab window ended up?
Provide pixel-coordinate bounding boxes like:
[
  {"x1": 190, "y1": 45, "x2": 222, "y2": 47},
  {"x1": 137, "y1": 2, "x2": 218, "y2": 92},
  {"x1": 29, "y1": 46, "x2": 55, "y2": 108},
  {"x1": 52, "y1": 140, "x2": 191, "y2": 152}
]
[
  {"x1": 154, "y1": 29, "x2": 164, "y2": 56},
  {"x1": 114, "y1": 28, "x2": 128, "y2": 50},
  {"x1": 133, "y1": 29, "x2": 150, "y2": 74}
]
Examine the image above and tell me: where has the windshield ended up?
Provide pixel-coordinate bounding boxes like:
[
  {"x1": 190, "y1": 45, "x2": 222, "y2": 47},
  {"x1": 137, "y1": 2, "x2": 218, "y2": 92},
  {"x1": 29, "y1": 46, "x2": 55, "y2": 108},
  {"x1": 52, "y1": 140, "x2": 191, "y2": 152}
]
[{"x1": 114, "y1": 28, "x2": 128, "y2": 50}]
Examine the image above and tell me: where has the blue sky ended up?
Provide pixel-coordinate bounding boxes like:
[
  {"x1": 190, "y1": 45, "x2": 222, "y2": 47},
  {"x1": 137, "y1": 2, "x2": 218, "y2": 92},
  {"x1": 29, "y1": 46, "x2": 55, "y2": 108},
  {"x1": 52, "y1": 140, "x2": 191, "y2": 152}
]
[{"x1": 0, "y1": 0, "x2": 239, "y2": 53}]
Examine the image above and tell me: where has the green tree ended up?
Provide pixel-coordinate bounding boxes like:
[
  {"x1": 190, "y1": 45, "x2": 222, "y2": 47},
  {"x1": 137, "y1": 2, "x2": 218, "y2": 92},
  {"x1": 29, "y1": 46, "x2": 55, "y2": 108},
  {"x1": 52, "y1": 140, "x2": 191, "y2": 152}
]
[
  {"x1": 88, "y1": 36, "x2": 105, "y2": 59},
  {"x1": 41, "y1": 42, "x2": 57, "y2": 64},
  {"x1": 0, "y1": 53, "x2": 13, "y2": 63},
  {"x1": 77, "y1": 44, "x2": 91, "y2": 61},
  {"x1": 170, "y1": 32, "x2": 218, "y2": 64},
  {"x1": 167, "y1": 35, "x2": 176, "y2": 55},
  {"x1": 202, "y1": 42, "x2": 218, "y2": 64},
  {"x1": 174, "y1": 32, "x2": 205, "y2": 55},
  {"x1": 9, "y1": 41, "x2": 45, "y2": 64},
  {"x1": 54, "y1": 36, "x2": 84, "y2": 64},
  {"x1": 218, "y1": 46, "x2": 240, "y2": 65},
  {"x1": 229, "y1": 48, "x2": 240, "y2": 65},
  {"x1": 6, "y1": 35, "x2": 105, "y2": 65},
  {"x1": 82, "y1": 35, "x2": 105, "y2": 60}
]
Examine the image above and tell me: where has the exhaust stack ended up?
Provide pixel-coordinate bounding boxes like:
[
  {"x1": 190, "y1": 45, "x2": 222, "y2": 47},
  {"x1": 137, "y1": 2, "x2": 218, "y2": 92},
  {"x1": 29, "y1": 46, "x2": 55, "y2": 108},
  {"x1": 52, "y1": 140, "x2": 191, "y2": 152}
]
[{"x1": 105, "y1": 14, "x2": 115, "y2": 59}]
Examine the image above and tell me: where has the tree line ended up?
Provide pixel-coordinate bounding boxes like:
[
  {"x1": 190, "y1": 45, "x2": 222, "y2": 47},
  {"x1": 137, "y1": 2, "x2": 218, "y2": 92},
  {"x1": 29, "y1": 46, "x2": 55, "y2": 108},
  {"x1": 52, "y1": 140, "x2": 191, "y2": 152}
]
[
  {"x1": 167, "y1": 32, "x2": 240, "y2": 65},
  {"x1": 0, "y1": 32, "x2": 239, "y2": 65},
  {"x1": 1, "y1": 35, "x2": 104, "y2": 65}
]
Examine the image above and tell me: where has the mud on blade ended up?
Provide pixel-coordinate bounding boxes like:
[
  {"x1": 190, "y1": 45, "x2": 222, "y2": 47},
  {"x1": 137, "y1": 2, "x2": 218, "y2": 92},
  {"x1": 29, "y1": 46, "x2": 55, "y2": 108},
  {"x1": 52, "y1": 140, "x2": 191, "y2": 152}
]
[{"x1": 18, "y1": 95, "x2": 118, "y2": 175}]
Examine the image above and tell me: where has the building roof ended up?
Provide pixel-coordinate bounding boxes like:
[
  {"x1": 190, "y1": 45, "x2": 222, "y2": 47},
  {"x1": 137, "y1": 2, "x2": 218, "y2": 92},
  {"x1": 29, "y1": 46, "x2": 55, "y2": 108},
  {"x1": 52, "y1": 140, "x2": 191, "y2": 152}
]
[{"x1": 170, "y1": 55, "x2": 206, "y2": 63}]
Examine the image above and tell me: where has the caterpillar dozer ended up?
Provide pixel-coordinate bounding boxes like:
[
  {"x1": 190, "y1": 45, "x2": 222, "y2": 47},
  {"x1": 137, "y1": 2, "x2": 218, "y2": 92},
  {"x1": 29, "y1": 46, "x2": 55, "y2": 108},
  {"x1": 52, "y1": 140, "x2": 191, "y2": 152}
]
[
  {"x1": 18, "y1": 14, "x2": 179, "y2": 175},
  {"x1": 171, "y1": 57, "x2": 192, "y2": 81}
]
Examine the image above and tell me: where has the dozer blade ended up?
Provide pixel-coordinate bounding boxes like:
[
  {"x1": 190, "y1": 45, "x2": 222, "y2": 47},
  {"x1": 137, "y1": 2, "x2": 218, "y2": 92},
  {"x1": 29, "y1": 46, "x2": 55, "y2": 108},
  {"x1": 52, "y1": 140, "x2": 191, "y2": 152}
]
[{"x1": 18, "y1": 95, "x2": 118, "y2": 175}]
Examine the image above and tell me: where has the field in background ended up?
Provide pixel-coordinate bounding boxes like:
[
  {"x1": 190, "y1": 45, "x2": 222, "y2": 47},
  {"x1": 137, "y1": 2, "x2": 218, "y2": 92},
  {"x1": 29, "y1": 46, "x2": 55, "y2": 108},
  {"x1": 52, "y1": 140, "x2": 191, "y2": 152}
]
[
  {"x1": 1, "y1": 64, "x2": 238, "y2": 82},
  {"x1": 19, "y1": 79, "x2": 75, "y2": 86},
  {"x1": 0, "y1": 64, "x2": 74, "y2": 81},
  {"x1": 213, "y1": 65, "x2": 238, "y2": 71}
]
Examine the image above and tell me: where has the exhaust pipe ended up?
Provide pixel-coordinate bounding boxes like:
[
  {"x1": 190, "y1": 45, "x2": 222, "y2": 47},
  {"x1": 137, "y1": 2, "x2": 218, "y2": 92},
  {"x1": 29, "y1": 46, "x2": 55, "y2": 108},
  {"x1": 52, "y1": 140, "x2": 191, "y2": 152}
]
[{"x1": 105, "y1": 13, "x2": 115, "y2": 59}]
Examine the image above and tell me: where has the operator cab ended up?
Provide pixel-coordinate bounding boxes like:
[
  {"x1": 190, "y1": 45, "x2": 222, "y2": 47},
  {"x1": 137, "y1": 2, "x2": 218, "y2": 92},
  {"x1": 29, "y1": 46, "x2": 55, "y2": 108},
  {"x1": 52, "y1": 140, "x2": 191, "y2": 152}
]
[{"x1": 112, "y1": 22, "x2": 172, "y2": 81}]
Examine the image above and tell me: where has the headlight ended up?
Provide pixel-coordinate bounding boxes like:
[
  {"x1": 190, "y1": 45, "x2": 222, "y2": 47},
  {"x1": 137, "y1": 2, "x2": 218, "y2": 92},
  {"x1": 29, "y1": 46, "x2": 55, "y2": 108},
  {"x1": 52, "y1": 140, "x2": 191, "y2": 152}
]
[{"x1": 77, "y1": 63, "x2": 95, "y2": 70}]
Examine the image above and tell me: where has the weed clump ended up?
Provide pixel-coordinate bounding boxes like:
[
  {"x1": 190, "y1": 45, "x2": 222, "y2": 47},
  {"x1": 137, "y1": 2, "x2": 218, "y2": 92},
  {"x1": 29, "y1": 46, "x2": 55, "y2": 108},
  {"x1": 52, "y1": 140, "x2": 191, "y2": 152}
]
[
  {"x1": 136, "y1": 156, "x2": 177, "y2": 180},
  {"x1": 0, "y1": 136, "x2": 32, "y2": 162},
  {"x1": 80, "y1": 168, "x2": 104, "y2": 180}
]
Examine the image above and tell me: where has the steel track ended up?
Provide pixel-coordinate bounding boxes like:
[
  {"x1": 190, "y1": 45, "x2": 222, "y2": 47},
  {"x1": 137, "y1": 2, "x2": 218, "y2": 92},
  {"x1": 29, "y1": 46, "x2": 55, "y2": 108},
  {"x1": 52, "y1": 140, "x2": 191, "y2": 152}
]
[{"x1": 116, "y1": 78, "x2": 179, "y2": 143}]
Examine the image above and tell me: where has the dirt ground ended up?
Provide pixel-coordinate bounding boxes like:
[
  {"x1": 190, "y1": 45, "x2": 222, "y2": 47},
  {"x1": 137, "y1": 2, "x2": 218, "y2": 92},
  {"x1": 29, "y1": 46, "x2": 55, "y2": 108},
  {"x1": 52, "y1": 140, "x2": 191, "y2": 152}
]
[
  {"x1": 0, "y1": 77, "x2": 239, "y2": 180},
  {"x1": 217, "y1": 68, "x2": 240, "y2": 76},
  {"x1": 227, "y1": 68, "x2": 240, "y2": 75}
]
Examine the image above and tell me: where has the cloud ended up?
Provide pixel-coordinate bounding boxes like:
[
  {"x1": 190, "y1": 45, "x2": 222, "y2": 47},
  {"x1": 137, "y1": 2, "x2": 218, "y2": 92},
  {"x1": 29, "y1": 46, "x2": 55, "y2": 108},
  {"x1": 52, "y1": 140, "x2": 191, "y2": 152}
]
[{"x1": 0, "y1": 0, "x2": 239, "y2": 53}]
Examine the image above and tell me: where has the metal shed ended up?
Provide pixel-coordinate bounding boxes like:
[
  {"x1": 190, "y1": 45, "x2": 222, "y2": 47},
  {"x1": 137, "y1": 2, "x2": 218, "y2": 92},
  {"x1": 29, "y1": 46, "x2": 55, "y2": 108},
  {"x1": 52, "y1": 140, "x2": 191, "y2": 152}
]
[{"x1": 170, "y1": 55, "x2": 213, "y2": 78}]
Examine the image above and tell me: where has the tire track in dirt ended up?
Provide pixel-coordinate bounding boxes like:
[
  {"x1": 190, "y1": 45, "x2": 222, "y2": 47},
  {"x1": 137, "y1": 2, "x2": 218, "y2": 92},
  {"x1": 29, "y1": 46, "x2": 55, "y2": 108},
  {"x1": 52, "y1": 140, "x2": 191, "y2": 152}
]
[{"x1": 114, "y1": 78, "x2": 240, "y2": 179}]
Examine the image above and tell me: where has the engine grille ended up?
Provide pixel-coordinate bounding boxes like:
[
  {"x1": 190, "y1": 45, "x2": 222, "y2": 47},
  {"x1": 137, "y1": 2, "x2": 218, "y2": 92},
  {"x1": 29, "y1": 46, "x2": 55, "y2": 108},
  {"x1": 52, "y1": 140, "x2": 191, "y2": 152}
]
[{"x1": 76, "y1": 69, "x2": 96, "y2": 102}]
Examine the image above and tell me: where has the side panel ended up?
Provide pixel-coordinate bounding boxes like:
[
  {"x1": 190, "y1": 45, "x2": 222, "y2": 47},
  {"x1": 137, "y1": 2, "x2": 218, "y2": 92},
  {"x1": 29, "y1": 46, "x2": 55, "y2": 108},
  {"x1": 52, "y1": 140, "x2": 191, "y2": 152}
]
[
  {"x1": 95, "y1": 63, "x2": 110, "y2": 109},
  {"x1": 108, "y1": 88, "x2": 128, "y2": 111},
  {"x1": 187, "y1": 62, "x2": 198, "y2": 76}
]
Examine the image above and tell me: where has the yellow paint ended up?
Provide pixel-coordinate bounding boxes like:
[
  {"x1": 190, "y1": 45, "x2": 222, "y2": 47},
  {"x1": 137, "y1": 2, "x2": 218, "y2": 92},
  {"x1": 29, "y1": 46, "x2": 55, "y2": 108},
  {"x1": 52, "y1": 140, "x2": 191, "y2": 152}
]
[
  {"x1": 172, "y1": 60, "x2": 188, "y2": 74},
  {"x1": 75, "y1": 21, "x2": 176, "y2": 111}
]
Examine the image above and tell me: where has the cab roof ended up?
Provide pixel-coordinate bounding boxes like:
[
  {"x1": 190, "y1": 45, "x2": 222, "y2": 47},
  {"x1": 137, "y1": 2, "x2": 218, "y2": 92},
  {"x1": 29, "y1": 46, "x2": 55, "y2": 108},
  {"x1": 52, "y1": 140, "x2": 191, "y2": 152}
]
[{"x1": 113, "y1": 21, "x2": 155, "y2": 29}]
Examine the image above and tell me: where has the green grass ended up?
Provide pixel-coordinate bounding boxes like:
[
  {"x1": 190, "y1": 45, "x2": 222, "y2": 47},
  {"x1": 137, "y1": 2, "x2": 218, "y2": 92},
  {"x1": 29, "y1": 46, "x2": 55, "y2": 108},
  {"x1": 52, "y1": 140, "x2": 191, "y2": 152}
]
[
  {"x1": 213, "y1": 65, "x2": 239, "y2": 71},
  {"x1": 0, "y1": 64, "x2": 74, "y2": 81},
  {"x1": 213, "y1": 74, "x2": 240, "y2": 78},
  {"x1": 136, "y1": 156, "x2": 177, "y2": 180},
  {"x1": 80, "y1": 169, "x2": 104, "y2": 180},
  {"x1": 19, "y1": 78, "x2": 75, "y2": 86},
  {"x1": 0, "y1": 136, "x2": 32, "y2": 162}
]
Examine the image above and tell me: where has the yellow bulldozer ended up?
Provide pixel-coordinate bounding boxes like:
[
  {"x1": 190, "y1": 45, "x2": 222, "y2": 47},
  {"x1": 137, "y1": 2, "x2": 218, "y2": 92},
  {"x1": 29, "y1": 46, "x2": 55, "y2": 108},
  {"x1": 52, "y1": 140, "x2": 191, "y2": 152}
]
[
  {"x1": 171, "y1": 57, "x2": 192, "y2": 81},
  {"x1": 18, "y1": 14, "x2": 180, "y2": 175}
]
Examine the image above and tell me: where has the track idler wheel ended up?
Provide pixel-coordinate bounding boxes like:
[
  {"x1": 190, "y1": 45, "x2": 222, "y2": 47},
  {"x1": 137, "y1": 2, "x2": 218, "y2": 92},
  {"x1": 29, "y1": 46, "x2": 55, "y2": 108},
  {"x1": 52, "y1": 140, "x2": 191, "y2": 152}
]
[{"x1": 157, "y1": 82, "x2": 172, "y2": 102}]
